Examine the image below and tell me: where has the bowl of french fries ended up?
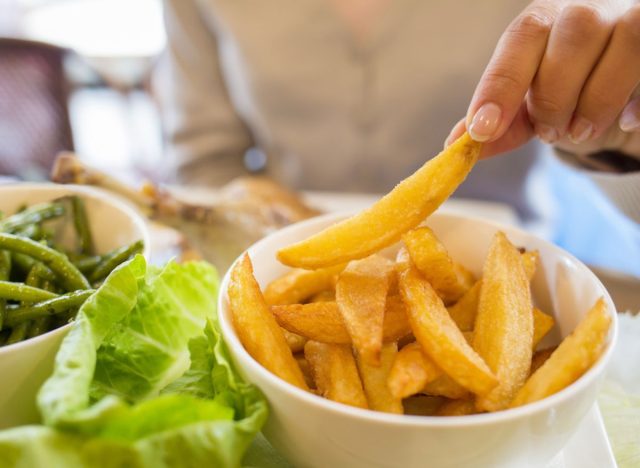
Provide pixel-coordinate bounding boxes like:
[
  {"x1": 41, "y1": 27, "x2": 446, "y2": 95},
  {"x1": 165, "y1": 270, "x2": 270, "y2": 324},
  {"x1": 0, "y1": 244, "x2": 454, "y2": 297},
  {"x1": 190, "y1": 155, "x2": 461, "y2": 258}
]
[
  {"x1": 0, "y1": 183, "x2": 149, "y2": 428},
  {"x1": 219, "y1": 134, "x2": 617, "y2": 468}
]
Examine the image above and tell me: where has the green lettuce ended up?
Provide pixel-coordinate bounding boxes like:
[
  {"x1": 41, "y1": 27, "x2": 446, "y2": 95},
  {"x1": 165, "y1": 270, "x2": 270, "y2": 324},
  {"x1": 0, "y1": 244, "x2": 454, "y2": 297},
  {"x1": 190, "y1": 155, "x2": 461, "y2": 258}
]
[{"x1": 0, "y1": 256, "x2": 268, "y2": 468}]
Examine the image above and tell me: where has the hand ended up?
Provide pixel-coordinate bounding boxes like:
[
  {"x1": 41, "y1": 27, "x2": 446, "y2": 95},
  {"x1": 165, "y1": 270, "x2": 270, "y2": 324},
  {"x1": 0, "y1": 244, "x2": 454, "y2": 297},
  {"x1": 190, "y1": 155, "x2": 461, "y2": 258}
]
[{"x1": 447, "y1": 0, "x2": 640, "y2": 160}]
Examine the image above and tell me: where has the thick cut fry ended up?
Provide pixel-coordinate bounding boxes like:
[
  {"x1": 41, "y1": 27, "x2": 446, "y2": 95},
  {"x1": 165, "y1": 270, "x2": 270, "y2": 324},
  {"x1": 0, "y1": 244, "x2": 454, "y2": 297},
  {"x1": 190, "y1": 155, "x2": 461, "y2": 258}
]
[
  {"x1": 532, "y1": 308, "x2": 555, "y2": 349},
  {"x1": 474, "y1": 232, "x2": 533, "y2": 411},
  {"x1": 228, "y1": 254, "x2": 308, "y2": 390},
  {"x1": 512, "y1": 298, "x2": 611, "y2": 407},
  {"x1": 283, "y1": 329, "x2": 307, "y2": 353},
  {"x1": 398, "y1": 264, "x2": 497, "y2": 395},
  {"x1": 447, "y1": 250, "x2": 539, "y2": 331},
  {"x1": 309, "y1": 289, "x2": 335, "y2": 303},
  {"x1": 529, "y1": 346, "x2": 557, "y2": 375},
  {"x1": 336, "y1": 255, "x2": 394, "y2": 365},
  {"x1": 422, "y1": 375, "x2": 470, "y2": 399},
  {"x1": 264, "y1": 265, "x2": 343, "y2": 305},
  {"x1": 403, "y1": 396, "x2": 446, "y2": 416},
  {"x1": 435, "y1": 398, "x2": 478, "y2": 416},
  {"x1": 271, "y1": 296, "x2": 412, "y2": 344},
  {"x1": 277, "y1": 133, "x2": 481, "y2": 268},
  {"x1": 388, "y1": 342, "x2": 443, "y2": 399},
  {"x1": 357, "y1": 343, "x2": 403, "y2": 413},
  {"x1": 295, "y1": 354, "x2": 316, "y2": 389},
  {"x1": 304, "y1": 341, "x2": 368, "y2": 409},
  {"x1": 403, "y1": 227, "x2": 475, "y2": 304}
]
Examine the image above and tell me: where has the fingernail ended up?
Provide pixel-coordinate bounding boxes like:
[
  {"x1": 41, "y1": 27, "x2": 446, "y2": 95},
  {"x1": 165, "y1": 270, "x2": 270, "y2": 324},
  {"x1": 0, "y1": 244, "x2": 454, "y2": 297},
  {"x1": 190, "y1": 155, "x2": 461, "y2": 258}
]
[
  {"x1": 536, "y1": 124, "x2": 558, "y2": 143},
  {"x1": 568, "y1": 117, "x2": 593, "y2": 144},
  {"x1": 468, "y1": 103, "x2": 502, "y2": 142},
  {"x1": 619, "y1": 107, "x2": 640, "y2": 132}
]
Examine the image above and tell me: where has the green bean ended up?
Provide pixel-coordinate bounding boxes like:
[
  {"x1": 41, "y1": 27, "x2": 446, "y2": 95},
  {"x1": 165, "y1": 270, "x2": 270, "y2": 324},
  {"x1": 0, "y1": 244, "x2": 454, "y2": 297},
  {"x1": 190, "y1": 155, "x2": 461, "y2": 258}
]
[
  {"x1": 0, "y1": 202, "x2": 65, "y2": 233},
  {"x1": 70, "y1": 196, "x2": 94, "y2": 255},
  {"x1": 16, "y1": 223, "x2": 42, "y2": 240},
  {"x1": 0, "y1": 281, "x2": 58, "y2": 302},
  {"x1": 0, "y1": 251, "x2": 10, "y2": 331},
  {"x1": 74, "y1": 255, "x2": 101, "y2": 274},
  {"x1": 0, "y1": 233, "x2": 89, "y2": 291},
  {"x1": 6, "y1": 322, "x2": 28, "y2": 345},
  {"x1": 27, "y1": 279, "x2": 56, "y2": 338},
  {"x1": 89, "y1": 240, "x2": 144, "y2": 282},
  {"x1": 4, "y1": 290, "x2": 94, "y2": 327}
]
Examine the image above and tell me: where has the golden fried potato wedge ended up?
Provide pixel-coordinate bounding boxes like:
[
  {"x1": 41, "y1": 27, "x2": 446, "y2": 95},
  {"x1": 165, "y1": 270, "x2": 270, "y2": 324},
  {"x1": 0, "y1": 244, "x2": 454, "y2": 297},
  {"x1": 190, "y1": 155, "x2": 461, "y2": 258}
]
[
  {"x1": 277, "y1": 133, "x2": 481, "y2": 269},
  {"x1": 529, "y1": 346, "x2": 557, "y2": 376},
  {"x1": 422, "y1": 375, "x2": 470, "y2": 400},
  {"x1": 309, "y1": 289, "x2": 335, "y2": 303},
  {"x1": 532, "y1": 308, "x2": 555, "y2": 349},
  {"x1": 388, "y1": 342, "x2": 443, "y2": 399},
  {"x1": 295, "y1": 354, "x2": 316, "y2": 389},
  {"x1": 229, "y1": 254, "x2": 309, "y2": 390},
  {"x1": 264, "y1": 265, "x2": 343, "y2": 305},
  {"x1": 304, "y1": 341, "x2": 368, "y2": 409},
  {"x1": 435, "y1": 398, "x2": 478, "y2": 417},
  {"x1": 271, "y1": 296, "x2": 412, "y2": 345},
  {"x1": 357, "y1": 343, "x2": 403, "y2": 413},
  {"x1": 283, "y1": 329, "x2": 307, "y2": 353},
  {"x1": 446, "y1": 250, "x2": 539, "y2": 332},
  {"x1": 402, "y1": 227, "x2": 475, "y2": 304},
  {"x1": 336, "y1": 255, "x2": 394, "y2": 365},
  {"x1": 511, "y1": 298, "x2": 611, "y2": 407},
  {"x1": 398, "y1": 263, "x2": 497, "y2": 395},
  {"x1": 474, "y1": 232, "x2": 533, "y2": 411}
]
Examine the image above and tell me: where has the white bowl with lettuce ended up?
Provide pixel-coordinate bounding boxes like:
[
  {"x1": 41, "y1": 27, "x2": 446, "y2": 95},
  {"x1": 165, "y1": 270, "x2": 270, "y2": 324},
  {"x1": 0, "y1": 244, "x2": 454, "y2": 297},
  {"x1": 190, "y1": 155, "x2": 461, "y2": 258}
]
[{"x1": 0, "y1": 183, "x2": 150, "y2": 429}]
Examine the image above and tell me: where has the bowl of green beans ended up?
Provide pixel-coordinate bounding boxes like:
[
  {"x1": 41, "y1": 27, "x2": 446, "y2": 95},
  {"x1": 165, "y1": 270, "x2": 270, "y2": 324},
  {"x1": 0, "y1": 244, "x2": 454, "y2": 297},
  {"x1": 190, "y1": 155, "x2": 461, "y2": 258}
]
[{"x1": 0, "y1": 183, "x2": 149, "y2": 428}]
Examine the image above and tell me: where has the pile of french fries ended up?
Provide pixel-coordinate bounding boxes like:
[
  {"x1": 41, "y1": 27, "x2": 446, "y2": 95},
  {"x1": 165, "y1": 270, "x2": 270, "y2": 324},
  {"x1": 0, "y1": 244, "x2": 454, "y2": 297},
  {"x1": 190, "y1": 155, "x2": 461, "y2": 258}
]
[{"x1": 228, "y1": 133, "x2": 612, "y2": 416}]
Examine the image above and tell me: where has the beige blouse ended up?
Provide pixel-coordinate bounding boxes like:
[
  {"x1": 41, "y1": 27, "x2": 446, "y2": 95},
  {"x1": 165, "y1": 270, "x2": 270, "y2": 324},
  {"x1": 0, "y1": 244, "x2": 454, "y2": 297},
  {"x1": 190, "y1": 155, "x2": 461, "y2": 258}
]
[{"x1": 156, "y1": 0, "x2": 640, "y2": 222}]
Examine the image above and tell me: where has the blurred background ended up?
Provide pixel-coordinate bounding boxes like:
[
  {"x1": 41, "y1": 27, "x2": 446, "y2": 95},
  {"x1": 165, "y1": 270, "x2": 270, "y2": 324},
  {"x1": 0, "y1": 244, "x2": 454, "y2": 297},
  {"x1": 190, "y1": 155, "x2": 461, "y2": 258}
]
[{"x1": 0, "y1": 0, "x2": 165, "y2": 182}]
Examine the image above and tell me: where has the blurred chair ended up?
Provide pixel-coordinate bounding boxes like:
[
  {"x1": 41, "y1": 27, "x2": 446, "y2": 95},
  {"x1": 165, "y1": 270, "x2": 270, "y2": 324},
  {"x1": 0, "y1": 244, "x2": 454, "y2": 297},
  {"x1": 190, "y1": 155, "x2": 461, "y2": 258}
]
[{"x1": 0, "y1": 38, "x2": 73, "y2": 179}]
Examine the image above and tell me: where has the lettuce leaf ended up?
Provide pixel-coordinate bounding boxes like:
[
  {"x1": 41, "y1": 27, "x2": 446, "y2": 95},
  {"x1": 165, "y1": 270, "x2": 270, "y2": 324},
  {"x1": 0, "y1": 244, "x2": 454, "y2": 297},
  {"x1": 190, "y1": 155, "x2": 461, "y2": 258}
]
[{"x1": 0, "y1": 256, "x2": 267, "y2": 468}]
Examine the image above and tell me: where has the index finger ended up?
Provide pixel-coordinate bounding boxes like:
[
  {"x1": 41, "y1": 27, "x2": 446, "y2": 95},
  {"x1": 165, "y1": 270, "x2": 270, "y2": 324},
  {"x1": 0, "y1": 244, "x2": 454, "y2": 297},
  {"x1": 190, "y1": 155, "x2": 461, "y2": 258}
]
[{"x1": 467, "y1": 3, "x2": 558, "y2": 142}]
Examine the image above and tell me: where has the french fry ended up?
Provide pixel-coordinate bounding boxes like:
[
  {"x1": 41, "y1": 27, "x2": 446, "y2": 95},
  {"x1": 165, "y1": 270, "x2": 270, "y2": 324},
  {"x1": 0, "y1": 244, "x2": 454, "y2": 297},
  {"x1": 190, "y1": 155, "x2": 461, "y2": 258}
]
[
  {"x1": 309, "y1": 289, "x2": 335, "y2": 303},
  {"x1": 264, "y1": 265, "x2": 343, "y2": 305},
  {"x1": 304, "y1": 341, "x2": 368, "y2": 409},
  {"x1": 388, "y1": 342, "x2": 443, "y2": 399},
  {"x1": 435, "y1": 398, "x2": 478, "y2": 416},
  {"x1": 277, "y1": 133, "x2": 481, "y2": 269},
  {"x1": 474, "y1": 232, "x2": 533, "y2": 411},
  {"x1": 403, "y1": 395, "x2": 446, "y2": 416},
  {"x1": 403, "y1": 227, "x2": 475, "y2": 304},
  {"x1": 283, "y1": 329, "x2": 307, "y2": 353},
  {"x1": 228, "y1": 254, "x2": 308, "y2": 390},
  {"x1": 398, "y1": 262, "x2": 497, "y2": 396},
  {"x1": 336, "y1": 255, "x2": 394, "y2": 365},
  {"x1": 446, "y1": 250, "x2": 539, "y2": 332},
  {"x1": 511, "y1": 298, "x2": 611, "y2": 407},
  {"x1": 422, "y1": 375, "x2": 470, "y2": 399},
  {"x1": 271, "y1": 296, "x2": 412, "y2": 345},
  {"x1": 295, "y1": 354, "x2": 316, "y2": 389},
  {"x1": 357, "y1": 343, "x2": 403, "y2": 413},
  {"x1": 532, "y1": 308, "x2": 555, "y2": 349},
  {"x1": 529, "y1": 346, "x2": 557, "y2": 375}
]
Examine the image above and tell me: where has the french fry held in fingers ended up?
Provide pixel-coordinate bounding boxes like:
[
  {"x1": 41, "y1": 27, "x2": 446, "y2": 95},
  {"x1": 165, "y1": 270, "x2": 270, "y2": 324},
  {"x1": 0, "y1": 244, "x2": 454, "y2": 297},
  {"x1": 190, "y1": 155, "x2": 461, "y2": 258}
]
[
  {"x1": 474, "y1": 232, "x2": 533, "y2": 412},
  {"x1": 277, "y1": 133, "x2": 481, "y2": 269},
  {"x1": 264, "y1": 265, "x2": 343, "y2": 305},
  {"x1": 336, "y1": 255, "x2": 394, "y2": 365},
  {"x1": 304, "y1": 341, "x2": 368, "y2": 409},
  {"x1": 402, "y1": 227, "x2": 474, "y2": 304},
  {"x1": 357, "y1": 343, "x2": 403, "y2": 413},
  {"x1": 511, "y1": 298, "x2": 611, "y2": 407},
  {"x1": 388, "y1": 342, "x2": 443, "y2": 399},
  {"x1": 271, "y1": 296, "x2": 412, "y2": 345},
  {"x1": 398, "y1": 260, "x2": 497, "y2": 396},
  {"x1": 228, "y1": 254, "x2": 309, "y2": 390}
]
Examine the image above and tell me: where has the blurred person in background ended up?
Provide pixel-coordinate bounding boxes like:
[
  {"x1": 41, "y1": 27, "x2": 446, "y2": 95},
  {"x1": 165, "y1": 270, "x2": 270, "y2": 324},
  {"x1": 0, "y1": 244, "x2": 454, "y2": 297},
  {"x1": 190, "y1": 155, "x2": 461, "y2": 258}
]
[{"x1": 155, "y1": 0, "x2": 640, "y2": 276}]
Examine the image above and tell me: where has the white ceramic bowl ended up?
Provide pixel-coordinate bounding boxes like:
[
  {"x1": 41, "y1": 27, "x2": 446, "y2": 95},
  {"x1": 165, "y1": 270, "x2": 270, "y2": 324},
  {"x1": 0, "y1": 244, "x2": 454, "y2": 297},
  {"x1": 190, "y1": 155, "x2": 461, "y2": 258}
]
[
  {"x1": 0, "y1": 183, "x2": 150, "y2": 429},
  {"x1": 218, "y1": 212, "x2": 618, "y2": 468}
]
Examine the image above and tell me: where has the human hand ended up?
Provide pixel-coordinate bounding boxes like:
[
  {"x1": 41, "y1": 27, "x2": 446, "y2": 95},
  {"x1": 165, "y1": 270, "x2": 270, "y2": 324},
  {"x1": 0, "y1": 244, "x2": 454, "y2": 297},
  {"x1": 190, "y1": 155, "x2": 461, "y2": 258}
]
[{"x1": 447, "y1": 0, "x2": 640, "y2": 160}]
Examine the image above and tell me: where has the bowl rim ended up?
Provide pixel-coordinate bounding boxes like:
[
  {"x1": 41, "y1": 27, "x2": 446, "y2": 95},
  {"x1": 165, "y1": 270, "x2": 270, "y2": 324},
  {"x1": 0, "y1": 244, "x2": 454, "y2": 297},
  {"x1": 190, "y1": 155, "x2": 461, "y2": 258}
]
[
  {"x1": 0, "y1": 182, "x2": 151, "y2": 355},
  {"x1": 218, "y1": 210, "x2": 619, "y2": 428}
]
